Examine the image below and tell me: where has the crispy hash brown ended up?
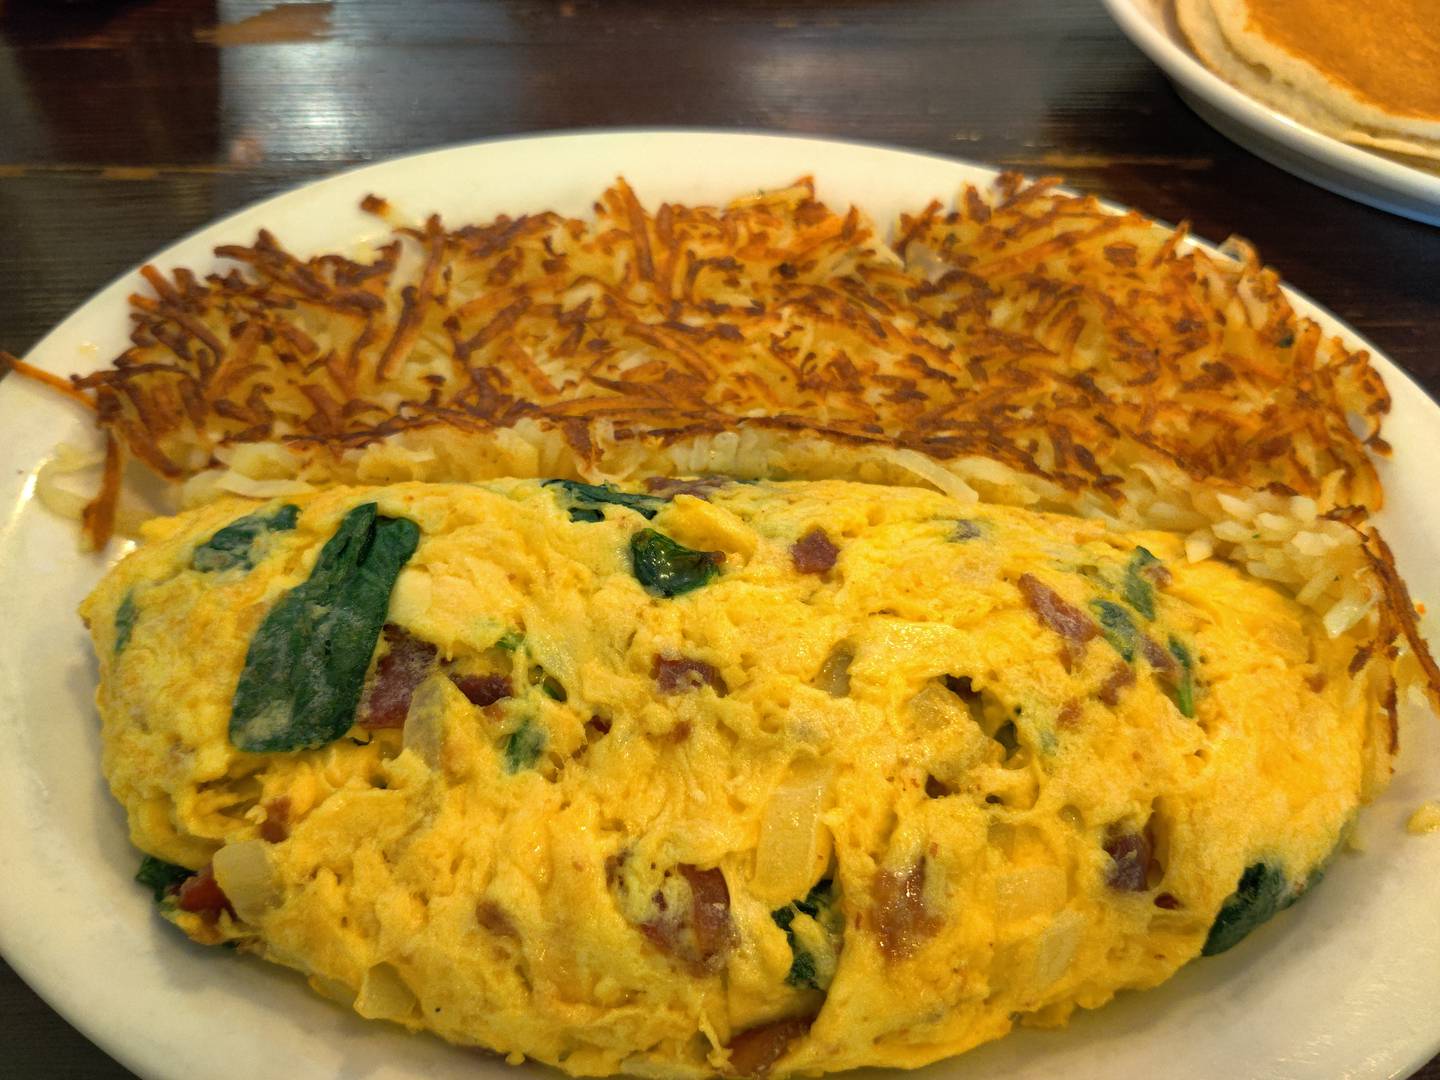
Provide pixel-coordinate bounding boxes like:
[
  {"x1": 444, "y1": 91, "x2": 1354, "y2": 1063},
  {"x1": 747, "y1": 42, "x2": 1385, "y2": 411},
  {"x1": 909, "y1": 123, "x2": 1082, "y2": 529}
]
[
  {"x1": 26, "y1": 175, "x2": 1388, "y2": 511},
  {"x1": 3, "y1": 173, "x2": 1434, "y2": 724}
]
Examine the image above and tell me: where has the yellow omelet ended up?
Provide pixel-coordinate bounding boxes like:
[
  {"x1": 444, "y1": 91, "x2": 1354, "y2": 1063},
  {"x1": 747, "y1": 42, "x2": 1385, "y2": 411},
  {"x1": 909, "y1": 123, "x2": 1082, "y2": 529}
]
[{"x1": 82, "y1": 479, "x2": 1390, "y2": 1077}]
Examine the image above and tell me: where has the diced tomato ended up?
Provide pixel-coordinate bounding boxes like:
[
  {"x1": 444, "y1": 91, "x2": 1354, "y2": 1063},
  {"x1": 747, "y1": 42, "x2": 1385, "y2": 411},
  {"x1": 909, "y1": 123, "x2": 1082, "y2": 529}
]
[{"x1": 175, "y1": 864, "x2": 235, "y2": 923}]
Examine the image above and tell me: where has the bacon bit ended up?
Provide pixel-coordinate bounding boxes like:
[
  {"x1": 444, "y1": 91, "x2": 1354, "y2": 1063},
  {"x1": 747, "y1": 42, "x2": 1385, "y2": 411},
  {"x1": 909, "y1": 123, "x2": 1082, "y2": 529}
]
[
  {"x1": 451, "y1": 673, "x2": 512, "y2": 708},
  {"x1": 651, "y1": 654, "x2": 728, "y2": 696},
  {"x1": 1057, "y1": 699, "x2": 1082, "y2": 728},
  {"x1": 1139, "y1": 560, "x2": 1172, "y2": 588},
  {"x1": 790, "y1": 526, "x2": 839, "y2": 575},
  {"x1": 586, "y1": 715, "x2": 612, "y2": 737},
  {"x1": 680, "y1": 864, "x2": 735, "y2": 966},
  {"x1": 725, "y1": 1016, "x2": 813, "y2": 1078},
  {"x1": 258, "y1": 796, "x2": 291, "y2": 843},
  {"x1": 872, "y1": 859, "x2": 942, "y2": 961},
  {"x1": 360, "y1": 194, "x2": 389, "y2": 216},
  {"x1": 1016, "y1": 574, "x2": 1097, "y2": 671},
  {"x1": 1103, "y1": 831, "x2": 1151, "y2": 892},
  {"x1": 1097, "y1": 663, "x2": 1136, "y2": 707},
  {"x1": 360, "y1": 625, "x2": 438, "y2": 728},
  {"x1": 639, "y1": 864, "x2": 736, "y2": 974},
  {"x1": 1141, "y1": 635, "x2": 1177, "y2": 675},
  {"x1": 476, "y1": 901, "x2": 519, "y2": 938},
  {"x1": 643, "y1": 475, "x2": 731, "y2": 498},
  {"x1": 176, "y1": 865, "x2": 235, "y2": 924},
  {"x1": 1153, "y1": 893, "x2": 1182, "y2": 910},
  {"x1": 1348, "y1": 644, "x2": 1373, "y2": 677}
]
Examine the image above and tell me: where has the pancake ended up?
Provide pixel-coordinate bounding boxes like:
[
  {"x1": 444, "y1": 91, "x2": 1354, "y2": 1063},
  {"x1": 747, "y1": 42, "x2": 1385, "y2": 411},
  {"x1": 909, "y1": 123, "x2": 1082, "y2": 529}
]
[
  {"x1": 1178, "y1": 0, "x2": 1440, "y2": 164},
  {"x1": 86, "y1": 478, "x2": 1394, "y2": 1076},
  {"x1": 1229, "y1": 0, "x2": 1440, "y2": 122}
]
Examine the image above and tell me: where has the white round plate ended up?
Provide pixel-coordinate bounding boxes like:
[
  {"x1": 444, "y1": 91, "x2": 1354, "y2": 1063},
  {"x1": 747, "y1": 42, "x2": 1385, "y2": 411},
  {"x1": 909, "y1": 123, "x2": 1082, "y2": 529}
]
[
  {"x1": 1, "y1": 131, "x2": 1437, "y2": 1080},
  {"x1": 1101, "y1": 0, "x2": 1440, "y2": 226}
]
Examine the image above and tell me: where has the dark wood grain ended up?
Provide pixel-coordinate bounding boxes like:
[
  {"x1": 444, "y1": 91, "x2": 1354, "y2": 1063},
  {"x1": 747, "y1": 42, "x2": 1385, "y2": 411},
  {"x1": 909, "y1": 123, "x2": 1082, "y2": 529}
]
[{"x1": 1, "y1": 1, "x2": 1436, "y2": 1078}]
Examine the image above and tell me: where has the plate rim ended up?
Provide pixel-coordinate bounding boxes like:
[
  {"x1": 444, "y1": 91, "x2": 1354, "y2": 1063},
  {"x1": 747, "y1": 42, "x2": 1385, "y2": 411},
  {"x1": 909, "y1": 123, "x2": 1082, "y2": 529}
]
[{"x1": 1, "y1": 128, "x2": 1437, "y2": 1080}]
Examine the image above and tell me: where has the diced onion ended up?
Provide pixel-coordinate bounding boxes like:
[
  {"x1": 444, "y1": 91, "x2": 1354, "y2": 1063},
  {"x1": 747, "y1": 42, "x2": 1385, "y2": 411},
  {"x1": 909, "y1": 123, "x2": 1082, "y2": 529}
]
[
  {"x1": 1184, "y1": 530, "x2": 1214, "y2": 563},
  {"x1": 751, "y1": 760, "x2": 831, "y2": 906},
  {"x1": 1324, "y1": 590, "x2": 1376, "y2": 637},
  {"x1": 1212, "y1": 520, "x2": 1252, "y2": 543},
  {"x1": 211, "y1": 840, "x2": 279, "y2": 924},
  {"x1": 1032, "y1": 910, "x2": 1083, "y2": 989},
  {"x1": 355, "y1": 963, "x2": 418, "y2": 1021},
  {"x1": 908, "y1": 681, "x2": 969, "y2": 731},
  {"x1": 995, "y1": 865, "x2": 1067, "y2": 922},
  {"x1": 402, "y1": 674, "x2": 450, "y2": 769},
  {"x1": 812, "y1": 646, "x2": 853, "y2": 697},
  {"x1": 1215, "y1": 492, "x2": 1256, "y2": 521}
]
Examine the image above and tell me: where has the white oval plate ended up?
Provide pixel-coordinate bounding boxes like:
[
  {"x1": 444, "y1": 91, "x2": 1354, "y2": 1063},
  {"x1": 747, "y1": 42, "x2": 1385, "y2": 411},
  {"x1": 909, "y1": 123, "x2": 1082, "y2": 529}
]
[
  {"x1": 1, "y1": 131, "x2": 1437, "y2": 1080},
  {"x1": 1101, "y1": 0, "x2": 1440, "y2": 226}
]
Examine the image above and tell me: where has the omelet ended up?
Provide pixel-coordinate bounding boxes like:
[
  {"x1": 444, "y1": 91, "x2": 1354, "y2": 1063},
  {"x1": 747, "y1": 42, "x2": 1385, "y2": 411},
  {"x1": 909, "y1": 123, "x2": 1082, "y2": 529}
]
[{"x1": 83, "y1": 478, "x2": 1390, "y2": 1077}]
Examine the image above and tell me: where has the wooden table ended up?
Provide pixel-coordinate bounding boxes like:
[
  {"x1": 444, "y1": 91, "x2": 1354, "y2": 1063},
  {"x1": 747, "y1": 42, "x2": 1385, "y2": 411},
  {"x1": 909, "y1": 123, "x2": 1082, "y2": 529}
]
[{"x1": 1, "y1": 1, "x2": 1435, "y2": 1077}]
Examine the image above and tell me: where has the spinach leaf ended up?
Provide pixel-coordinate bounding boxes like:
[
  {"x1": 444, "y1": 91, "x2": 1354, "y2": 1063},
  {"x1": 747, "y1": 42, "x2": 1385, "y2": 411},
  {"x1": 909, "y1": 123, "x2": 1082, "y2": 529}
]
[
  {"x1": 545, "y1": 480, "x2": 666, "y2": 523},
  {"x1": 630, "y1": 529, "x2": 723, "y2": 597},
  {"x1": 135, "y1": 855, "x2": 193, "y2": 902},
  {"x1": 1092, "y1": 599, "x2": 1138, "y2": 662},
  {"x1": 229, "y1": 503, "x2": 420, "y2": 753},
  {"x1": 785, "y1": 939, "x2": 818, "y2": 988},
  {"x1": 793, "y1": 878, "x2": 834, "y2": 919},
  {"x1": 503, "y1": 720, "x2": 546, "y2": 773},
  {"x1": 950, "y1": 519, "x2": 982, "y2": 542},
  {"x1": 114, "y1": 593, "x2": 138, "y2": 656},
  {"x1": 1168, "y1": 635, "x2": 1196, "y2": 717},
  {"x1": 192, "y1": 504, "x2": 300, "y2": 573},
  {"x1": 1202, "y1": 862, "x2": 1293, "y2": 956},
  {"x1": 494, "y1": 629, "x2": 525, "y2": 652},
  {"x1": 528, "y1": 664, "x2": 567, "y2": 702},
  {"x1": 770, "y1": 879, "x2": 841, "y2": 991},
  {"x1": 1124, "y1": 547, "x2": 1161, "y2": 620}
]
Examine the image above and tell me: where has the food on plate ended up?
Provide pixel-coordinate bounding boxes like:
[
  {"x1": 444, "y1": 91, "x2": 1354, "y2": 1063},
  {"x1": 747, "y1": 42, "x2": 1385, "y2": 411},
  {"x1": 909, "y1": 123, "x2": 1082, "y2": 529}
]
[
  {"x1": 6, "y1": 173, "x2": 1431, "y2": 1072},
  {"x1": 12, "y1": 175, "x2": 1430, "y2": 739},
  {"x1": 1409, "y1": 803, "x2": 1440, "y2": 835},
  {"x1": 14, "y1": 174, "x2": 1389, "y2": 541},
  {"x1": 85, "y1": 478, "x2": 1397, "y2": 1076},
  {"x1": 1176, "y1": 0, "x2": 1440, "y2": 168}
]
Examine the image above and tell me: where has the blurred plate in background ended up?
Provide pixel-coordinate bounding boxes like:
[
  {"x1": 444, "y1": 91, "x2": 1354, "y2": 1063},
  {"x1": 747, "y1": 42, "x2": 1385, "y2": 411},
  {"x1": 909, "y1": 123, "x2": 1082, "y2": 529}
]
[{"x1": 1102, "y1": 0, "x2": 1440, "y2": 225}]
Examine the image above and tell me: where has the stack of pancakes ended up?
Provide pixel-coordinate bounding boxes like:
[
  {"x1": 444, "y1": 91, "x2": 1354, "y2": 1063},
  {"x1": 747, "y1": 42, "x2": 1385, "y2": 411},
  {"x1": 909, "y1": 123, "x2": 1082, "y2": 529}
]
[{"x1": 1176, "y1": 0, "x2": 1440, "y2": 168}]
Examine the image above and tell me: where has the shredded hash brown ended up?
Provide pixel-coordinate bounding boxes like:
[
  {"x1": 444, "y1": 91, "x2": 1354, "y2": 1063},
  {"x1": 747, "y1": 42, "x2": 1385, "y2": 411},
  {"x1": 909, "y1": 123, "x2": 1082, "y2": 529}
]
[
  {"x1": 24, "y1": 175, "x2": 1390, "y2": 510},
  {"x1": 2, "y1": 173, "x2": 1434, "y2": 716}
]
